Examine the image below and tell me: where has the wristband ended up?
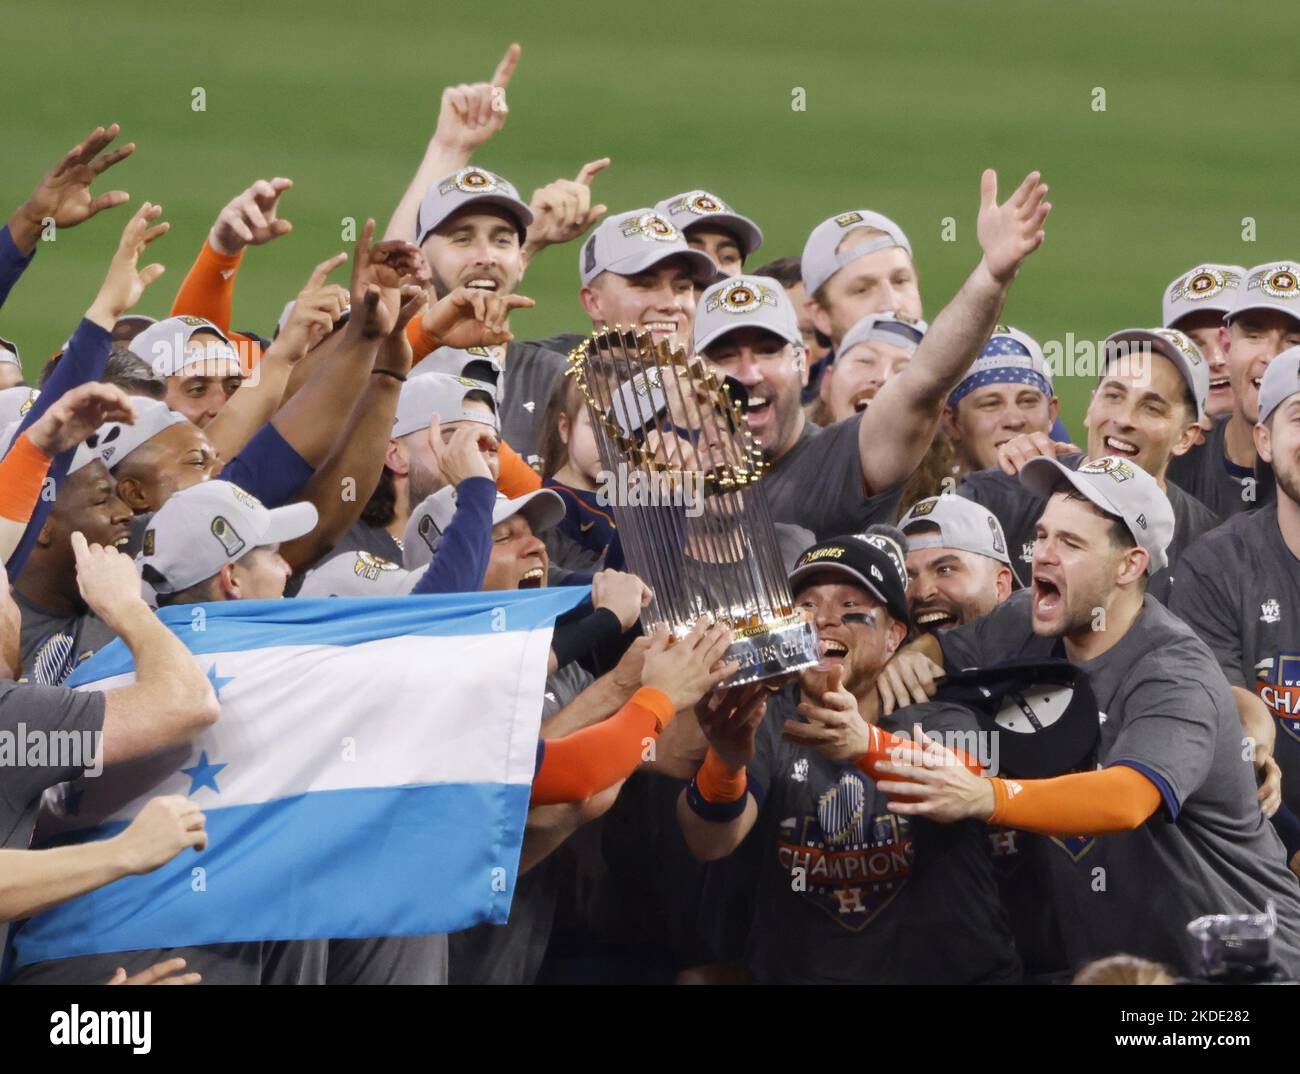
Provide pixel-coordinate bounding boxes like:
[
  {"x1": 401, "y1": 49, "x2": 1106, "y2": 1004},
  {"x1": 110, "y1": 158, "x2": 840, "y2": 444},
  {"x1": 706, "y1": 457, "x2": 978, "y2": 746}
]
[
  {"x1": 686, "y1": 775, "x2": 750, "y2": 822},
  {"x1": 697, "y1": 748, "x2": 747, "y2": 802},
  {"x1": 372, "y1": 368, "x2": 407, "y2": 383}
]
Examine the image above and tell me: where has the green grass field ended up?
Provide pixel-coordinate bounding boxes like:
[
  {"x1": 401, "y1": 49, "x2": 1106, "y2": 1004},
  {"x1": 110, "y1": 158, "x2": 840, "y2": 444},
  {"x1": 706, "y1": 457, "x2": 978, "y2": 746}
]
[{"x1": 1, "y1": 0, "x2": 1295, "y2": 431}]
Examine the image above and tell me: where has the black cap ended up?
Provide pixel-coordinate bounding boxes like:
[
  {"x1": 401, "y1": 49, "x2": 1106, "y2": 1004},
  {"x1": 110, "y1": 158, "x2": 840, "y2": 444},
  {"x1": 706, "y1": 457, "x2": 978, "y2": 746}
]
[
  {"x1": 789, "y1": 532, "x2": 910, "y2": 626},
  {"x1": 933, "y1": 659, "x2": 1100, "y2": 779}
]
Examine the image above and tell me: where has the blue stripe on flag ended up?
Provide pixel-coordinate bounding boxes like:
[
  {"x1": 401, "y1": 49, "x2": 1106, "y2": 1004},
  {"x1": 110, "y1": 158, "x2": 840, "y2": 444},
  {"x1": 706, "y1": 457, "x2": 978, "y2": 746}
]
[
  {"x1": 11, "y1": 781, "x2": 532, "y2": 968},
  {"x1": 66, "y1": 587, "x2": 589, "y2": 687}
]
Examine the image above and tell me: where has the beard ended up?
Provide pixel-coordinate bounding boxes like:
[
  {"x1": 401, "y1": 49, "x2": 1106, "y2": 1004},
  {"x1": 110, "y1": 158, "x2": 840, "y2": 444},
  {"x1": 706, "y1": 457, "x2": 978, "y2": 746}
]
[
  {"x1": 406, "y1": 456, "x2": 447, "y2": 513},
  {"x1": 1272, "y1": 452, "x2": 1300, "y2": 508}
]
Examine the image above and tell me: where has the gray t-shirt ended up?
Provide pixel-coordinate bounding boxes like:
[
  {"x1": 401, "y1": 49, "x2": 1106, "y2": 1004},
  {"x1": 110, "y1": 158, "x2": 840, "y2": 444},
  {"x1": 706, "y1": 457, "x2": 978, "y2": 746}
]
[
  {"x1": 741, "y1": 691, "x2": 1020, "y2": 984},
  {"x1": 1169, "y1": 505, "x2": 1300, "y2": 818},
  {"x1": 761, "y1": 415, "x2": 904, "y2": 540},
  {"x1": 939, "y1": 589, "x2": 1300, "y2": 976},
  {"x1": 498, "y1": 341, "x2": 569, "y2": 471},
  {"x1": 0, "y1": 679, "x2": 105, "y2": 954},
  {"x1": 14, "y1": 592, "x2": 118, "y2": 686},
  {"x1": 1167, "y1": 415, "x2": 1272, "y2": 520},
  {"x1": 957, "y1": 453, "x2": 1221, "y2": 603}
]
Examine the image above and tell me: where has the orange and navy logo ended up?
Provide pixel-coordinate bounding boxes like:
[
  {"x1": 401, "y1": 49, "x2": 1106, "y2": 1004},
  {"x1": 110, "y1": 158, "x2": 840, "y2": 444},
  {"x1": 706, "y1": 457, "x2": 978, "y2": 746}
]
[{"x1": 1256, "y1": 652, "x2": 1300, "y2": 744}]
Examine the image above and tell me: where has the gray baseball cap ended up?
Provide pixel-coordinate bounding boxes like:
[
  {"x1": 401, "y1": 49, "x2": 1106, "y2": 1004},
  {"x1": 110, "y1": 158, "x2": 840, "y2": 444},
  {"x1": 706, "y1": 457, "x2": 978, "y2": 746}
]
[
  {"x1": 403, "y1": 486, "x2": 564, "y2": 571},
  {"x1": 393, "y1": 372, "x2": 499, "y2": 438},
  {"x1": 1227, "y1": 261, "x2": 1300, "y2": 326},
  {"x1": 654, "y1": 190, "x2": 764, "y2": 259},
  {"x1": 900, "y1": 494, "x2": 1016, "y2": 572},
  {"x1": 1102, "y1": 327, "x2": 1209, "y2": 421},
  {"x1": 694, "y1": 275, "x2": 803, "y2": 355},
  {"x1": 1162, "y1": 263, "x2": 1245, "y2": 327},
  {"x1": 409, "y1": 345, "x2": 503, "y2": 391},
  {"x1": 0, "y1": 335, "x2": 20, "y2": 368},
  {"x1": 578, "y1": 209, "x2": 719, "y2": 287},
  {"x1": 415, "y1": 166, "x2": 533, "y2": 246},
  {"x1": 71, "y1": 397, "x2": 189, "y2": 475},
  {"x1": 297, "y1": 549, "x2": 419, "y2": 598},
  {"x1": 1019, "y1": 455, "x2": 1174, "y2": 575},
  {"x1": 137, "y1": 480, "x2": 318, "y2": 594},
  {"x1": 839, "y1": 312, "x2": 928, "y2": 359},
  {"x1": 1257, "y1": 345, "x2": 1300, "y2": 423},
  {"x1": 800, "y1": 210, "x2": 912, "y2": 297},
  {"x1": 0, "y1": 385, "x2": 37, "y2": 427},
  {"x1": 128, "y1": 316, "x2": 240, "y2": 378}
]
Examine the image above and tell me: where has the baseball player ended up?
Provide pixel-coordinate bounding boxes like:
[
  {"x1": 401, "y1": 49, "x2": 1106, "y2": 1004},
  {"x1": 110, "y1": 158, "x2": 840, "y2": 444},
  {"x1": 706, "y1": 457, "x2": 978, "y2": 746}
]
[
  {"x1": 655, "y1": 190, "x2": 764, "y2": 277},
  {"x1": 1166, "y1": 260, "x2": 1300, "y2": 518},
  {"x1": 941, "y1": 326, "x2": 1061, "y2": 477},
  {"x1": 1171, "y1": 348, "x2": 1300, "y2": 827},
  {"x1": 959, "y1": 327, "x2": 1218, "y2": 600},
  {"x1": 691, "y1": 168, "x2": 1051, "y2": 540},
  {"x1": 751, "y1": 256, "x2": 832, "y2": 379},
  {"x1": 812, "y1": 312, "x2": 928, "y2": 425},
  {"x1": 676, "y1": 529, "x2": 1021, "y2": 984},
  {"x1": 873, "y1": 455, "x2": 1300, "y2": 977},
  {"x1": 1161, "y1": 263, "x2": 1245, "y2": 420}
]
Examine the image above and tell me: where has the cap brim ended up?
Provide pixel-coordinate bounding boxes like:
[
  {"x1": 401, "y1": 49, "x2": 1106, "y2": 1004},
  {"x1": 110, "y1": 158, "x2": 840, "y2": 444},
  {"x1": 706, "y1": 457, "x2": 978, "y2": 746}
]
[
  {"x1": 604, "y1": 246, "x2": 721, "y2": 287},
  {"x1": 787, "y1": 561, "x2": 894, "y2": 615},
  {"x1": 683, "y1": 213, "x2": 764, "y2": 258},
  {"x1": 493, "y1": 488, "x2": 565, "y2": 536},
  {"x1": 1227, "y1": 299, "x2": 1300, "y2": 325},
  {"x1": 696, "y1": 320, "x2": 802, "y2": 356},
  {"x1": 1019, "y1": 456, "x2": 1124, "y2": 520},
  {"x1": 1104, "y1": 328, "x2": 1204, "y2": 419},
  {"x1": 418, "y1": 195, "x2": 534, "y2": 244},
  {"x1": 263, "y1": 501, "x2": 320, "y2": 545}
]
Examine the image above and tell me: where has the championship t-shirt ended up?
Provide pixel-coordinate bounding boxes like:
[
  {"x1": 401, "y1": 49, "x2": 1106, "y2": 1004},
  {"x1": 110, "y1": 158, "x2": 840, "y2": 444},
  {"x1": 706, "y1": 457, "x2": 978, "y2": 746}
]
[
  {"x1": 940, "y1": 589, "x2": 1300, "y2": 976},
  {"x1": 1170, "y1": 506, "x2": 1300, "y2": 818},
  {"x1": 957, "y1": 453, "x2": 1221, "y2": 603},
  {"x1": 13, "y1": 592, "x2": 117, "y2": 687},
  {"x1": 742, "y1": 691, "x2": 1021, "y2": 984}
]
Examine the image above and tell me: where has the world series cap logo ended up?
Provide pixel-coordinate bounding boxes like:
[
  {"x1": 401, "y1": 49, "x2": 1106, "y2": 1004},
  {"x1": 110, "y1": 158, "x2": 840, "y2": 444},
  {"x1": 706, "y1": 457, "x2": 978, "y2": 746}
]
[
  {"x1": 677, "y1": 192, "x2": 725, "y2": 216},
  {"x1": 908, "y1": 497, "x2": 938, "y2": 518},
  {"x1": 1264, "y1": 268, "x2": 1299, "y2": 298},
  {"x1": 1079, "y1": 456, "x2": 1136, "y2": 482},
  {"x1": 440, "y1": 167, "x2": 500, "y2": 196},
  {"x1": 1176, "y1": 268, "x2": 1237, "y2": 302},
  {"x1": 706, "y1": 281, "x2": 778, "y2": 315},
  {"x1": 835, "y1": 211, "x2": 864, "y2": 228},
  {"x1": 620, "y1": 212, "x2": 677, "y2": 243},
  {"x1": 1154, "y1": 327, "x2": 1202, "y2": 365}
]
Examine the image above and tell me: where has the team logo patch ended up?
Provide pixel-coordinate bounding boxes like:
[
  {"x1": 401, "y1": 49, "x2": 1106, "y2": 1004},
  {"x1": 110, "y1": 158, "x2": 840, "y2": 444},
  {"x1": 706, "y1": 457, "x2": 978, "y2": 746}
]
[
  {"x1": 209, "y1": 515, "x2": 247, "y2": 559},
  {"x1": 1264, "y1": 269, "x2": 1299, "y2": 298},
  {"x1": 142, "y1": 528, "x2": 155, "y2": 556},
  {"x1": 620, "y1": 212, "x2": 677, "y2": 243},
  {"x1": 353, "y1": 551, "x2": 400, "y2": 581},
  {"x1": 466, "y1": 346, "x2": 490, "y2": 357},
  {"x1": 854, "y1": 533, "x2": 908, "y2": 587},
  {"x1": 671, "y1": 191, "x2": 727, "y2": 217},
  {"x1": 799, "y1": 545, "x2": 845, "y2": 565},
  {"x1": 228, "y1": 485, "x2": 263, "y2": 511},
  {"x1": 1078, "y1": 456, "x2": 1136, "y2": 482},
  {"x1": 1175, "y1": 268, "x2": 1239, "y2": 303},
  {"x1": 442, "y1": 167, "x2": 499, "y2": 196},
  {"x1": 17, "y1": 390, "x2": 35, "y2": 416},
  {"x1": 1256, "y1": 652, "x2": 1300, "y2": 745},
  {"x1": 177, "y1": 315, "x2": 214, "y2": 329},
  {"x1": 705, "y1": 281, "x2": 778, "y2": 316},
  {"x1": 908, "y1": 497, "x2": 938, "y2": 518},
  {"x1": 1154, "y1": 327, "x2": 1203, "y2": 366},
  {"x1": 988, "y1": 516, "x2": 1006, "y2": 555},
  {"x1": 834, "y1": 211, "x2": 864, "y2": 228},
  {"x1": 1261, "y1": 599, "x2": 1281, "y2": 624}
]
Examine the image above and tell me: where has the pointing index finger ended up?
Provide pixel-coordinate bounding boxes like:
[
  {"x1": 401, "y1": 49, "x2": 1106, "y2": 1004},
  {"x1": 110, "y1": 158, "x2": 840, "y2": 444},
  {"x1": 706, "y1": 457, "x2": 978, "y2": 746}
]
[
  {"x1": 576, "y1": 158, "x2": 611, "y2": 186},
  {"x1": 491, "y1": 43, "x2": 521, "y2": 88}
]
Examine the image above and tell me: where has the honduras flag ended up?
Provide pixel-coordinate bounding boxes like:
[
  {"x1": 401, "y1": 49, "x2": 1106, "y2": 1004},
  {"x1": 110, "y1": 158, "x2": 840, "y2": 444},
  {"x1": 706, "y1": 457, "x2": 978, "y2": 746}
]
[{"x1": 8, "y1": 588, "x2": 587, "y2": 970}]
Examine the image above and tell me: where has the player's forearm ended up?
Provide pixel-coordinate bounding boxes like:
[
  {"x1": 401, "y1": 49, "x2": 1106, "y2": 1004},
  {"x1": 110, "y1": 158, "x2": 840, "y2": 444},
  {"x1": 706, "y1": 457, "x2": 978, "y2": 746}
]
[
  {"x1": 987, "y1": 765, "x2": 1162, "y2": 836},
  {"x1": 0, "y1": 434, "x2": 52, "y2": 561},
  {"x1": 169, "y1": 237, "x2": 244, "y2": 329},
  {"x1": 911, "y1": 259, "x2": 1008, "y2": 403},
  {"x1": 278, "y1": 371, "x2": 401, "y2": 573},
  {"x1": 0, "y1": 842, "x2": 132, "y2": 922},
  {"x1": 383, "y1": 138, "x2": 470, "y2": 243},
  {"x1": 675, "y1": 769, "x2": 758, "y2": 862},
  {"x1": 1233, "y1": 685, "x2": 1276, "y2": 758},
  {"x1": 202, "y1": 347, "x2": 291, "y2": 464},
  {"x1": 270, "y1": 329, "x2": 381, "y2": 468},
  {"x1": 540, "y1": 671, "x2": 626, "y2": 739}
]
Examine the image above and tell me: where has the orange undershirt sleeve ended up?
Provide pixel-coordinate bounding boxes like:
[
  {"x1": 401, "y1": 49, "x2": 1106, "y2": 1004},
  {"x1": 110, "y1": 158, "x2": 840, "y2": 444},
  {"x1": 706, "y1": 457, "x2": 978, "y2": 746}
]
[
  {"x1": 498, "y1": 442, "x2": 543, "y2": 497},
  {"x1": 0, "y1": 434, "x2": 51, "y2": 522},
  {"x1": 988, "y1": 765, "x2": 1162, "y2": 837},
  {"x1": 170, "y1": 238, "x2": 244, "y2": 331},
  {"x1": 530, "y1": 686, "x2": 674, "y2": 806},
  {"x1": 406, "y1": 317, "x2": 440, "y2": 363},
  {"x1": 855, "y1": 724, "x2": 982, "y2": 782}
]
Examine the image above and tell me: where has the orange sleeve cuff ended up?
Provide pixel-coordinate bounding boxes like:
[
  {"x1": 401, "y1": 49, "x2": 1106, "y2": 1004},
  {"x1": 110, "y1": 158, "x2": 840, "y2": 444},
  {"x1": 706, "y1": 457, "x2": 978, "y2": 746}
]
[
  {"x1": 529, "y1": 686, "x2": 673, "y2": 806},
  {"x1": 988, "y1": 766, "x2": 1163, "y2": 837},
  {"x1": 170, "y1": 238, "x2": 244, "y2": 331},
  {"x1": 0, "y1": 433, "x2": 52, "y2": 522},
  {"x1": 406, "y1": 317, "x2": 440, "y2": 362},
  {"x1": 855, "y1": 724, "x2": 981, "y2": 782},
  {"x1": 498, "y1": 441, "x2": 543, "y2": 497},
  {"x1": 696, "y1": 748, "x2": 746, "y2": 803}
]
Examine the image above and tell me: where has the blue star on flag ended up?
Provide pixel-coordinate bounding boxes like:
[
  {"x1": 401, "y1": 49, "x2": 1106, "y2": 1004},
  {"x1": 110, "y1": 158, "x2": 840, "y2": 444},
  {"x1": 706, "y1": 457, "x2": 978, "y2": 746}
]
[
  {"x1": 181, "y1": 751, "x2": 227, "y2": 797},
  {"x1": 207, "y1": 663, "x2": 234, "y2": 700}
]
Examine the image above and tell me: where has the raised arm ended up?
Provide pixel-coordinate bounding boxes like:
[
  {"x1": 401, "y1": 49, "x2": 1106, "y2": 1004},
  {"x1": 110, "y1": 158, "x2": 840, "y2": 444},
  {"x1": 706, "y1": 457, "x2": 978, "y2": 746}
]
[
  {"x1": 71, "y1": 534, "x2": 218, "y2": 765},
  {"x1": 858, "y1": 170, "x2": 1051, "y2": 495},
  {"x1": 383, "y1": 44, "x2": 520, "y2": 242}
]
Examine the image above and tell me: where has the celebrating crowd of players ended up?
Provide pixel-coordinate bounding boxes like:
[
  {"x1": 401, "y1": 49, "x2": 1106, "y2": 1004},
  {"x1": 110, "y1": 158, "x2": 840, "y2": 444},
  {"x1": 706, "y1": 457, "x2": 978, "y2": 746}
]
[{"x1": 4, "y1": 42, "x2": 1300, "y2": 986}]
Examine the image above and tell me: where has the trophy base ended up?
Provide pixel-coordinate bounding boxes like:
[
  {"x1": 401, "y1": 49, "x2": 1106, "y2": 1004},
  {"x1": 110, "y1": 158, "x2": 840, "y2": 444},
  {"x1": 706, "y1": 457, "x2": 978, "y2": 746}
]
[{"x1": 717, "y1": 615, "x2": 820, "y2": 689}]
